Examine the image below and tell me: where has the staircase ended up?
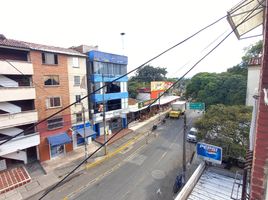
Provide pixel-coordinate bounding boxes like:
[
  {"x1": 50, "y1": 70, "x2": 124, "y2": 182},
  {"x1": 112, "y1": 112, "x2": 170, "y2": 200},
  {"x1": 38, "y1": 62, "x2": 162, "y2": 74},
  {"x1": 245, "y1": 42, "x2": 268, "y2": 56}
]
[
  {"x1": 0, "y1": 102, "x2": 21, "y2": 113},
  {"x1": 0, "y1": 75, "x2": 18, "y2": 87}
]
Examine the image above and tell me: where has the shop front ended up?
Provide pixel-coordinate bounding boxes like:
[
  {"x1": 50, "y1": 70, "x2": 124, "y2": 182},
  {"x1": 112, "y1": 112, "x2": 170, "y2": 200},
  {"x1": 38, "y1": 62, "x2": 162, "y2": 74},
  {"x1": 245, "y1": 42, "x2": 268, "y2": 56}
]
[
  {"x1": 72, "y1": 122, "x2": 97, "y2": 148},
  {"x1": 47, "y1": 132, "x2": 72, "y2": 159}
]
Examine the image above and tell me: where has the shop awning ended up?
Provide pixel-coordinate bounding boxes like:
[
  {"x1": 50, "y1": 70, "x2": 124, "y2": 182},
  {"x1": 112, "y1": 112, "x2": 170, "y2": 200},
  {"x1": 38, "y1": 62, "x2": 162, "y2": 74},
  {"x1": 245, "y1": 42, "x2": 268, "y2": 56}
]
[
  {"x1": 75, "y1": 127, "x2": 96, "y2": 138},
  {"x1": 47, "y1": 132, "x2": 72, "y2": 147}
]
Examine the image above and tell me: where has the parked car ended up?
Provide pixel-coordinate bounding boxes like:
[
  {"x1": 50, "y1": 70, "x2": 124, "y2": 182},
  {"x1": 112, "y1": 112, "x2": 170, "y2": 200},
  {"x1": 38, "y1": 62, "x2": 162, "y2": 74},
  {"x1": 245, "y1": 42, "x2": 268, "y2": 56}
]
[{"x1": 187, "y1": 127, "x2": 198, "y2": 143}]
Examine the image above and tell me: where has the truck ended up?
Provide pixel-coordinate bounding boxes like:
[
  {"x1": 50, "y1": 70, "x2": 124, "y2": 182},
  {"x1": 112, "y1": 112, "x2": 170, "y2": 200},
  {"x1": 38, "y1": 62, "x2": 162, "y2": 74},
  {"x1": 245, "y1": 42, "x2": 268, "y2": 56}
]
[{"x1": 169, "y1": 101, "x2": 186, "y2": 118}]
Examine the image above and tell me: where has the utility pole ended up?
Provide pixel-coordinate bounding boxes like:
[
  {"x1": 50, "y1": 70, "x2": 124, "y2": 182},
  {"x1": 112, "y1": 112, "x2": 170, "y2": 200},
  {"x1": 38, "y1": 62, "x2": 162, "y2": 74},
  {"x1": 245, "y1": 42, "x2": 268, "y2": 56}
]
[
  {"x1": 81, "y1": 102, "x2": 88, "y2": 162},
  {"x1": 102, "y1": 74, "x2": 107, "y2": 155},
  {"x1": 182, "y1": 103, "x2": 187, "y2": 183}
]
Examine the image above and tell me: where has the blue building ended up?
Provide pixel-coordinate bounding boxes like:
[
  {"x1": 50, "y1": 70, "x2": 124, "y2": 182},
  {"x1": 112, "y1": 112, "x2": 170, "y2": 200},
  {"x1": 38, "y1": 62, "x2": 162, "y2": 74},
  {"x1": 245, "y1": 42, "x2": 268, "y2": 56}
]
[{"x1": 87, "y1": 50, "x2": 128, "y2": 137}]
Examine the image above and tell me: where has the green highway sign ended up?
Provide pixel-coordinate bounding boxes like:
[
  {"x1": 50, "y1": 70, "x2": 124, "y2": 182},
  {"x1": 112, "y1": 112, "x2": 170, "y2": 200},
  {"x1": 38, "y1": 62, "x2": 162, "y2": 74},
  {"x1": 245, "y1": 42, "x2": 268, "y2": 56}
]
[{"x1": 188, "y1": 102, "x2": 205, "y2": 110}]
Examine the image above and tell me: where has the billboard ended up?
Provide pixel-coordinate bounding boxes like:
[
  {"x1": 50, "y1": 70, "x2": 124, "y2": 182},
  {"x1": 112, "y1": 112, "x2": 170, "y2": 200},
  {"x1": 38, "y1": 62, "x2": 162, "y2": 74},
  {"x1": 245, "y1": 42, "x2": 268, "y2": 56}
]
[
  {"x1": 196, "y1": 142, "x2": 222, "y2": 164},
  {"x1": 151, "y1": 81, "x2": 173, "y2": 91}
]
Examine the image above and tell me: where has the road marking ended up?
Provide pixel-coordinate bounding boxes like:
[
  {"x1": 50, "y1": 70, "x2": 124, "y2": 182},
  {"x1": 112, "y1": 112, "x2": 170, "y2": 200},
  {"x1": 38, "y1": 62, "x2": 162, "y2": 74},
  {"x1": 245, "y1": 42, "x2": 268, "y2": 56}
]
[
  {"x1": 66, "y1": 140, "x2": 148, "y2": 199},
  {"x1": 160, "y1": 152, "x2": 167, "y2": 160}
]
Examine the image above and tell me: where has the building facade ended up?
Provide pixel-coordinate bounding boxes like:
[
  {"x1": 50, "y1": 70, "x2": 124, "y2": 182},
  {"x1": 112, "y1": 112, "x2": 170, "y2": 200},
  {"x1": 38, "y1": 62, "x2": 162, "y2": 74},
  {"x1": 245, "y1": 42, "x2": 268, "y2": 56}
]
[
  {"x1": 0, "y1": 36, "x2": 39, "y2": 168},
  {"x1": 87, "y1": 50, "x2": 128, "y2": 136}
]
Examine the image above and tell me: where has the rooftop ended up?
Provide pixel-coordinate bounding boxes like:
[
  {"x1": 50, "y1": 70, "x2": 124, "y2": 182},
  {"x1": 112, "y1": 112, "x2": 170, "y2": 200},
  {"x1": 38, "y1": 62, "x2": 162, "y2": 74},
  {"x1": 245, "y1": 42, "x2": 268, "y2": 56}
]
[{"x1": 0, "y1": 34, "x2": 86, "y2": 57}]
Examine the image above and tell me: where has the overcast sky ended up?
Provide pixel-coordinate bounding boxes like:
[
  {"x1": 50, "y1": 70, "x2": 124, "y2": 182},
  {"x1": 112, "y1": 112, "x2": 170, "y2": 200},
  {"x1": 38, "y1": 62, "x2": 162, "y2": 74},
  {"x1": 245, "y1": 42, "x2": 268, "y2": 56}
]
[{"x1": 1, "y1": 0, "x2": 262, "y2": 78}]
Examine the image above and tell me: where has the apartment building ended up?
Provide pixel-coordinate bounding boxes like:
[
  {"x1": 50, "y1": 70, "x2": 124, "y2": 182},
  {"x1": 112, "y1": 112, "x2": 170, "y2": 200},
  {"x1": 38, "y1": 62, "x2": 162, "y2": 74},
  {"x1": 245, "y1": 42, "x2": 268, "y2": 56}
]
[
  {"x1": 0, "y1": 35, "x2": 39, "y2": 168},
  {"x1": 24, "y1": 42, "x2": 86, "y2": 161},
  {"x1": 87, "y1": 50, "x2": 129, "y2": 136}
]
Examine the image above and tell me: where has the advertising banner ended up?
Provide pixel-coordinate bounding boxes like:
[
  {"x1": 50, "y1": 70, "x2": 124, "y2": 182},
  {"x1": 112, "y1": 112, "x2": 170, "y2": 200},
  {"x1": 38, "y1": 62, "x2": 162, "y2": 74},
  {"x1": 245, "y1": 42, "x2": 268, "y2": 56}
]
[
  {"x1": 151, "y1": 81, "x2": 173, "y2": 91},
  {"x1": 196, "y1": 142, "x2": 222, "y2": 164}
]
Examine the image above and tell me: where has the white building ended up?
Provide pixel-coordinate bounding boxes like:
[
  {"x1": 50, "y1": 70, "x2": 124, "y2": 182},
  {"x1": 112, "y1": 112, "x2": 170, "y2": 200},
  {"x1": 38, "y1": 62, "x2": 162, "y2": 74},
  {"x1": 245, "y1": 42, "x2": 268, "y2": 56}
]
[
  {"x1": 246, "y1": 57, "x2": 261, "y2": 106},
  {"x1": 0, "y1": 35, "x2": 39, "y2": 168}
]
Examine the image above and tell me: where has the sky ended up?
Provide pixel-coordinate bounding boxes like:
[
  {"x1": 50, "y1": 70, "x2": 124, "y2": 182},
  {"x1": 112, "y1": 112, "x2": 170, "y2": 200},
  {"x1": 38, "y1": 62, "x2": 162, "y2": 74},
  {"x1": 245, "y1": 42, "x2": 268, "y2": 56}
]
[{"x1": 1, "y1": 0, "x2": 263, "y2": 78}]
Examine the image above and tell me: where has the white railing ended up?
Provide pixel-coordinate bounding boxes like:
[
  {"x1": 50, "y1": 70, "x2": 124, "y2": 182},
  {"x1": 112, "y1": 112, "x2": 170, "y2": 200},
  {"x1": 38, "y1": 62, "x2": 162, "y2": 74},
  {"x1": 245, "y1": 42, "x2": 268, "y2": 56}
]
[
  {"x1": 0, "y1": 87, "x2": 36, "y2": 102},
  {"x1": 0, "y1": 60, "x2": 33, "y2": 75}
]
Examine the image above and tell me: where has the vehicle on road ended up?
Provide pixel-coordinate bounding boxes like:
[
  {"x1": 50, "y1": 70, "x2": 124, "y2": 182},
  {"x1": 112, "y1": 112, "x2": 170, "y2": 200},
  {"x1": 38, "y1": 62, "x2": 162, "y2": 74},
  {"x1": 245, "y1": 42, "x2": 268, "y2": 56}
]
[
  {"x1": 187, "y1": 127, "x2": 198, "y2": 143},
  {"x1": 169, "y1": 101, "x2": 186, "y2": 118},
  {"x1": 173, "y1": 174, "x2": 185, "y2": 193}
]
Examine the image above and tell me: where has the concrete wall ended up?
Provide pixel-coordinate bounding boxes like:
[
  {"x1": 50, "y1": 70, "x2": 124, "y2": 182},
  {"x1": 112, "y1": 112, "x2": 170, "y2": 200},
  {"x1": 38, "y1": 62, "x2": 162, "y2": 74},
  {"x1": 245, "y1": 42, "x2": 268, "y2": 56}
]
[{"x1": 246, "y1": 65, "x2": 261, "y2": 106}]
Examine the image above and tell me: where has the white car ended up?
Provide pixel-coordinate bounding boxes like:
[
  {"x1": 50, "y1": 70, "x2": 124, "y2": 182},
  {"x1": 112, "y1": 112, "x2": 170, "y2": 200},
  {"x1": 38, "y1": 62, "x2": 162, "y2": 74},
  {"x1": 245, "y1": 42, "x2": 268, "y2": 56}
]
[{"x1": 187, "y1": 127, "x2": 197, "y2": 143}]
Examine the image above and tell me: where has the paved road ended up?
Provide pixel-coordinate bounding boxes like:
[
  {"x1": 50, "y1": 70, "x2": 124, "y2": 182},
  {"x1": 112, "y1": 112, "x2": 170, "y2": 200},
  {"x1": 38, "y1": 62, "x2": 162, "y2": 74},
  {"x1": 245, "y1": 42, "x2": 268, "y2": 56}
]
[
  {"x1": 73, "y1": 111, "x2": 199, "y2": 200},
  {"x1": 30, "y1": 110, "x2": 201, "y2": 200}
]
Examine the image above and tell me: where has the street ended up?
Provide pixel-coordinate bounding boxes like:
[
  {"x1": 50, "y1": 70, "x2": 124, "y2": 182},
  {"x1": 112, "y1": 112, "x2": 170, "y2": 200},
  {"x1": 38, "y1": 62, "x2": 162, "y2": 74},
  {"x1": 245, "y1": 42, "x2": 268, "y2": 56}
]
[{"x1": 30, "y1": 110, "x2": 201, "y2": 200}]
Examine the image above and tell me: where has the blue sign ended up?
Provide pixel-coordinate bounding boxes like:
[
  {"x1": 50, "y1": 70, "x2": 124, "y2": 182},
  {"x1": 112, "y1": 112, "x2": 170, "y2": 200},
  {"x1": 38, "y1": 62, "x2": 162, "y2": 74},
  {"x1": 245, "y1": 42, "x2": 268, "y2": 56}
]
[
  {"x1": 197, "y1": 143, "x2": 222, "y2": 164},
  {"x1": 88, "y1": 50, "x2": 128, "y2": 65}
]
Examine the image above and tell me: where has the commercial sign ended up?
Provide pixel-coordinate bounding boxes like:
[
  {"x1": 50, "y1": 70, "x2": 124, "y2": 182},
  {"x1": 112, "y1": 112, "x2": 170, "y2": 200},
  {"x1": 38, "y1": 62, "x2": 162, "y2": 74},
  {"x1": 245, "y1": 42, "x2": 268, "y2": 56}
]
[
  {"x1": 188, "y1": 102, "x2": 205, "y2": 110},
  {"x1": 196, "y1": 142, "x2": 222, "y2": 164},
  {"x1": 151, "y1": 81, "x2": 173, "y2": 92}
]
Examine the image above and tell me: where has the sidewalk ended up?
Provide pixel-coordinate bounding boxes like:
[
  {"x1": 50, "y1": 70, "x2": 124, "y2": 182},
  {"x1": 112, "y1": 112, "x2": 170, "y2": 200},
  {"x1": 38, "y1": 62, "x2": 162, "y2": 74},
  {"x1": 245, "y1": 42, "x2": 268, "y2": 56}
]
[{"x1": 0, "y1": 109, "x2": 170, "y2": 200}]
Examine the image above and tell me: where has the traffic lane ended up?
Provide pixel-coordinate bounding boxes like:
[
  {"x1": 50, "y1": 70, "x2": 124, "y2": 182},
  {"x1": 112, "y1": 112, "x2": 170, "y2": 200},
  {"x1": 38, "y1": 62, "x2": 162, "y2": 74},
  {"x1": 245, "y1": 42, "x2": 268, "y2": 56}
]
[{"x1": 73, "y1": 118, "x2": 185, "y2": 200}]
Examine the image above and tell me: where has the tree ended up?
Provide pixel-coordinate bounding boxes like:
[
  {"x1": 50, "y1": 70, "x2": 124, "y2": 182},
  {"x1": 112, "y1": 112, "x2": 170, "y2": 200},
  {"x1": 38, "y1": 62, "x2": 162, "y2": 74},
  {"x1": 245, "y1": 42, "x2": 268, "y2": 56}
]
[
  {"x1": 195, "y1": 104, "x2": 252, "y2": 162},
  {"x1": 132, "y1": 65, "x2": 168, "y2": 82}
]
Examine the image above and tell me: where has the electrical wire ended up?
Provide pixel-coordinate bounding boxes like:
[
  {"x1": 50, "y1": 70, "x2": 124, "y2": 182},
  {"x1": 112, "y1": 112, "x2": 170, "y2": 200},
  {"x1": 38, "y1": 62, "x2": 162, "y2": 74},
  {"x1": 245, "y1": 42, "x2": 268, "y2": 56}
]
[
  {"x1": 0, "y1": 12, "x2": 230, "y2": 146},
  {"x1": 38, "y1": 2, "x2": 263, "y2": 198}
]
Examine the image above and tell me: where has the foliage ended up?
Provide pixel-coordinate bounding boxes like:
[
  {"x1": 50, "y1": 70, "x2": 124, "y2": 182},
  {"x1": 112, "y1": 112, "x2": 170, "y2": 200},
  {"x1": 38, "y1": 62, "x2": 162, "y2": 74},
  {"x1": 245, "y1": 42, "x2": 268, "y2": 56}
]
[
  {"x1": 195, "y1": 104, "x2": 252, "y2": 160},
  {"x1": 132, "y1": 65, "x2": 168, "y2": 82},
  {"x1": 128, "y1": 80, "x2": 150, "y2": 99},
  {"x1": 185, "y1": 72, "x2": 247, "y2": 107}
]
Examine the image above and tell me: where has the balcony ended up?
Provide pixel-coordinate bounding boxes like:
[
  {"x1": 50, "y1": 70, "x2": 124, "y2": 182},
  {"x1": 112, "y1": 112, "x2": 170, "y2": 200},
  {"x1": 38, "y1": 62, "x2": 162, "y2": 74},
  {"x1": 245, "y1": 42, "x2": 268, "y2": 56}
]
[
  {"x1": 0, "y1": 110, "x2": 38, "y2": 129},
  {"x1": 0, "y1": 133, "x2": 40, "y2": 156},
  {"x1": 0, "y1": 60, "x2": 33, "y2": 75},
  {"x1": 0, "y1": 87, "x2": 36, "y2": 102}
]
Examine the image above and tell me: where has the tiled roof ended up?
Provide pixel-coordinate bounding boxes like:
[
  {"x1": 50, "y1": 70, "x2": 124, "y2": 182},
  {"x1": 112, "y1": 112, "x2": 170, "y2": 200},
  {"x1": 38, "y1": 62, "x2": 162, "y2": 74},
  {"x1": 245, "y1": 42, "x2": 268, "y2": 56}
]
[{"x1": 0, "y1": 35, "x2": 86, "y2": 57}]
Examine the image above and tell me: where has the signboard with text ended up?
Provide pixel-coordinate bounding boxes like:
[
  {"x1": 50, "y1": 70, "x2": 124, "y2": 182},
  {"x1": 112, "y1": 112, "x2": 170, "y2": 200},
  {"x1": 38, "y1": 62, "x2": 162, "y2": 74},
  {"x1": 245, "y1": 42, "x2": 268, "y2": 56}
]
[
  {"x1": 197, "y1": 143, "x2": 222, "y2": 164},
  {"x1": 188, "y1": 102, "x2": 205, "y2": 110}
]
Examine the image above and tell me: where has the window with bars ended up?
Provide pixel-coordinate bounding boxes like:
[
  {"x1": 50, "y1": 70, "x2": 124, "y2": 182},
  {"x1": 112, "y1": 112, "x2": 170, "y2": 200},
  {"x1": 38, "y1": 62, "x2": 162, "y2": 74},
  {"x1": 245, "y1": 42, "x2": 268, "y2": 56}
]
[
  {"x1": 74, "y1": 76, "x2": 80, "y2": 86},
  {"x1": 76, "y1": 113, "x2": 83, "y2": 123},
  {"x1": 47, "y1": 117, "x2": 64, "y2": 130}
]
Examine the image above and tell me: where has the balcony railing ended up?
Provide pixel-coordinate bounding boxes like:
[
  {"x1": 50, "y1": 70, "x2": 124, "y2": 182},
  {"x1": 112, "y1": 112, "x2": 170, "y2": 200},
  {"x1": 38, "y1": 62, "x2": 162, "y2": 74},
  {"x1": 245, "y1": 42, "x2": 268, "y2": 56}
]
[
  {"x1": 0, "y1": 110, "x2": 38, "y2": 129},
  {"x1": 0, "y1": 87, "x2": 36, "y2": 102},
  {"x1": 0, "y1": 60, "x2": 33, "y2": 75},
  {"x1": 0, "y1": 133, "x2": 40, "y2": 156}
]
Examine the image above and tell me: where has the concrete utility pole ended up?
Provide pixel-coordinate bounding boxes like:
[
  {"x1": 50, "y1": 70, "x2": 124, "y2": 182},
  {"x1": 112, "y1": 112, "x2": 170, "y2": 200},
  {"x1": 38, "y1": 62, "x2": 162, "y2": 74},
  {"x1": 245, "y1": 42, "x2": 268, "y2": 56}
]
[
  {"x1": 81, "y1": 102, "x2": 88, "y2": 162},
  {"x1": 102, "y1": 74, "x2": 107, "y2": 155},
  {"x1": 182, "y1": 103, "x2": 187, "y2": 183}
]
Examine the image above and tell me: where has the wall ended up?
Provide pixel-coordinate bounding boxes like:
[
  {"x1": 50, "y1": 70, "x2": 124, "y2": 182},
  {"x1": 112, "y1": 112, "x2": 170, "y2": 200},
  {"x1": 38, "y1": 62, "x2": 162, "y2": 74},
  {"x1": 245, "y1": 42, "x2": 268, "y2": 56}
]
[
  {"x1": 67, "y1": 56, "x2": 88, "y2": 125},
  {"x1": 246, "y1": 65, "x2": 261, "y2": 106},
  {"x1": 250, "y1": 2, "x2": 268, "y2": 199},
  {"x1": 31, "y1": 50, "x2": 72, "y2": 161}
]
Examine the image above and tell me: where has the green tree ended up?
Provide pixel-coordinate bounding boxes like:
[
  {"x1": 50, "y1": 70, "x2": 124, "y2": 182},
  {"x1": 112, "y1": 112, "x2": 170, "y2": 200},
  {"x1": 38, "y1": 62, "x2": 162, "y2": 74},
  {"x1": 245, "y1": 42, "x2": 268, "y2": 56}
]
[
  {"x1": 132, "y1": 65, "x2": 167, "y2": 82},
  {"x1": 195, "y1": 104, "x2": 252, "y2": 161}
]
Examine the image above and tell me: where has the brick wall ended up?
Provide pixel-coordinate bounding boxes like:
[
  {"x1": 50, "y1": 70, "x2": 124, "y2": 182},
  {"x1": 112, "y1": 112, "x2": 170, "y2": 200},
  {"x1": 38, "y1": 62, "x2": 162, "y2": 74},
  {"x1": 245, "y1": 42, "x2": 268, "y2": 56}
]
[
  {"x1": 250, "y1": 2, "x2": 268, "y2": 199},
  {"x1": 30, "y1": 50, "x2": 73, "y2": 161}
]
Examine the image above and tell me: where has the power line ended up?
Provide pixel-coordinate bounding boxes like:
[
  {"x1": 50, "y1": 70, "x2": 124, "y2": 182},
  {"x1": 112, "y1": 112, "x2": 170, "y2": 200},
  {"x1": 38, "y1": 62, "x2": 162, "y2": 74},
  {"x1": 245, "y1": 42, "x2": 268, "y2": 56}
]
[
  {"x1": 38, "y1": 2, "x2": 263, "y2": 198},
  {"x1": 0, "y1": 12, "x2": 229, "y2": 146}
]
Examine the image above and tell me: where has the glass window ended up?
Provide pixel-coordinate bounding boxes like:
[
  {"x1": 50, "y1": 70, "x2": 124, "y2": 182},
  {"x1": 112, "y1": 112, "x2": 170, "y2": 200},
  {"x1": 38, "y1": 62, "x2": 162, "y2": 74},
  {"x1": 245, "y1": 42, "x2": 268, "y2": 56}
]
[
  {"x1": 75, "y1": 95, "x2": 81, "y2": 103},
  {"x1": 76, "y1": 113, "x2": 83, "y2": 123},
  {"x1": 74, "y1": 76, "x2": 80, "y2": 86},
  {"x1": 47, "y1": 117, "x2": 64, "y2": 130},
  {"x1": 46, "y1": 97, "x2": 61, "y2": 108},
  {"x1": 44, "y1": 75, "x2": 59, "y2": 86},
  {"x1": 42, "y1": 53, "x2": 58, "y2": 65},
  {"x1": 50, "y1": 144, "x2": 65, "y2": 158},
  {"x1": 72, "y1": 57, "x2": 79, "y2": 68}
]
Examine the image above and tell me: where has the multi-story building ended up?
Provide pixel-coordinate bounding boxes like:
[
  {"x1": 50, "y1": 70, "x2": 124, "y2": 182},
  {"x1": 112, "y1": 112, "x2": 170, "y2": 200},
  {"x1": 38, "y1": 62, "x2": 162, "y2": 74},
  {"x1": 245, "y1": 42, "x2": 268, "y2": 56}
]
[
  {"x1": 0, "y1": 35, "x2": 39, "y2": 168},
  {"x1": 23, "y1": 42, "x2": 86, "y2": 161},
  {"x1": 87, "y1": 50, "x2": 129, "y2": 136},
  {"x1": 66, "y1": 53, "x2": 91, "y2": 148}
]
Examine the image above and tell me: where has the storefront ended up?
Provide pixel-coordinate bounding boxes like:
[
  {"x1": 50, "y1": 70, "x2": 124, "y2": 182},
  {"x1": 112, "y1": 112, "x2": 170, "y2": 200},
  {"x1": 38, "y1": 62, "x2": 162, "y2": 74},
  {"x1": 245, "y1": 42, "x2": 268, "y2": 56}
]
[
  {"x1": 72, "y1": 122, "x2": 97, "y2": 148},
  {"x1": 47, "y1": 132, "x2": 72, "y2": 159}
]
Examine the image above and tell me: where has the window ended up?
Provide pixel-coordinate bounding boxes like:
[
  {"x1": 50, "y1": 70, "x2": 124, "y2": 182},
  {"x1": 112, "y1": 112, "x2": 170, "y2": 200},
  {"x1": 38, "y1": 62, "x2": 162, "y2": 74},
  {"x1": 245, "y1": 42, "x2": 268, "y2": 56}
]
[
  {"x1": 46, "y1": 97, "x2": 61, "y2": 108},
  {"x1": 72, "y1": 57, "x2": 79, "y2": 68},
  {"x1": 75, "y1": 95, "x2": 81, "y2": 103},
  {"x1": 44, "y1": 75, "x2": 59, "y2": 86},
  {"x1": 76, "y1": 113, "x2": 83, "y2": 123},
  {"x1": 47, "y1": 117, "x2": 63, "y2": 130},
  {"x1": 74, "y1": 76, "x2": 80, "y2": 86},
  {"x1": 42, "y1": 53, "x2": 58, "y2": 65}
]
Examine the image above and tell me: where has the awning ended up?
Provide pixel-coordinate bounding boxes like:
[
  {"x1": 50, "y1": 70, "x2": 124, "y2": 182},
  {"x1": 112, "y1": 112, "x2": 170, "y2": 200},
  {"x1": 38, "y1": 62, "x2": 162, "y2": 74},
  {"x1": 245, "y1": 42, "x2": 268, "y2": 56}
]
[
  {"x1": 47, "y1": 133, "x2": 72, "y2": 147},
  {"x1": 75, "y1": 127, "x2": 96, "y2": 138}
]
